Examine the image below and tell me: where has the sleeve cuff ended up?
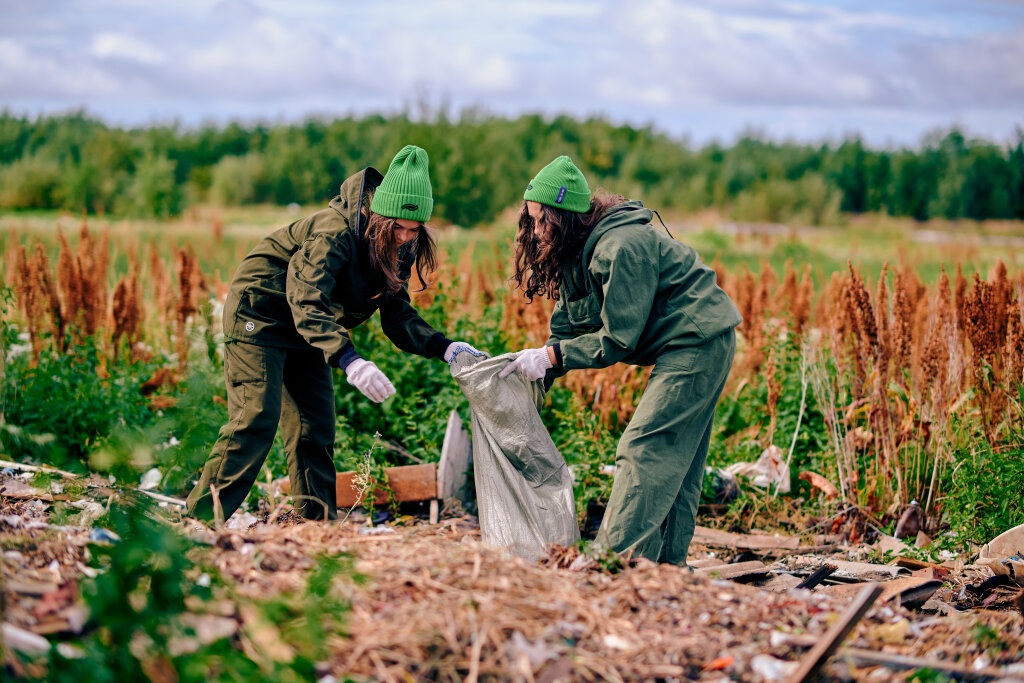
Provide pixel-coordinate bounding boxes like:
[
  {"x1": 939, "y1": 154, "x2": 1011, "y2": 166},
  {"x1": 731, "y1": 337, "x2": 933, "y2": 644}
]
[
  {"x1": 550, "y1": 342, "x2": 563, "y2": 367},
  {"x1": 426, "y1": 332, "x2": 453, "y2": 360},
  {"x1": 335, "y1": 345, "x2": 362, "y2": 370}
]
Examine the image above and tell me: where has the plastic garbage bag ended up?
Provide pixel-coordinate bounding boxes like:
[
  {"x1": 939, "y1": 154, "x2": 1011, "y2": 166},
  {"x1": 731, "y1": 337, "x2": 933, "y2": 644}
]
[
  {"x1": 723, "y1": 444, "x2": 791, "y2": 493},
  {"x1": 449, "y1": 350, "x2": 580, "y2": 560}
]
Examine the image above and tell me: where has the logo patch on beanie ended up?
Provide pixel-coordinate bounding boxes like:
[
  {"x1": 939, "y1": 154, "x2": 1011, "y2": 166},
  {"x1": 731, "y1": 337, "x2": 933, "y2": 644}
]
[
  {"x1": 556, "y1": 186, "x2": 567, "y2": 204},
  {"x1": 402, "y1": 203, "x2": 419, "y2": 211}
]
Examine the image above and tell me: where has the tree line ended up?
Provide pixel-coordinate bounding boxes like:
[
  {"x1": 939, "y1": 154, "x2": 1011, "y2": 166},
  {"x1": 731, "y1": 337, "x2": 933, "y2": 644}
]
[{"x1": 0, "y1": 109, "x2": 1022, "y2": 226}]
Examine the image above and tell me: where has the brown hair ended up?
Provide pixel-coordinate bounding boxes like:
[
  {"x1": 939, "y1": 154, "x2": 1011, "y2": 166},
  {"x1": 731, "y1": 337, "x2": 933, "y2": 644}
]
[
  {"x1": 510, "y1": 190, "x2": 626, "y2": 301},
  {"x1": 363, "y1": 190, "x2": 438, "y2": 293}
]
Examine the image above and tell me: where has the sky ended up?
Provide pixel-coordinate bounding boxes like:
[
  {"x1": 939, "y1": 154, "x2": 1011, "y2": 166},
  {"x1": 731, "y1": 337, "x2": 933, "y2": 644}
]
[{"x1": 2, "y1": 0, "x2": 1023, "y2": 148}]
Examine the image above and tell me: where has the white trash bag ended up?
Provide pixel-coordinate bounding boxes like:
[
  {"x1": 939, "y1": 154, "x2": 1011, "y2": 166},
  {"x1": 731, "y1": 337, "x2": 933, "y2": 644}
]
[{"x1": 450, "y1": 350, "x2": 580, "y2": 560}]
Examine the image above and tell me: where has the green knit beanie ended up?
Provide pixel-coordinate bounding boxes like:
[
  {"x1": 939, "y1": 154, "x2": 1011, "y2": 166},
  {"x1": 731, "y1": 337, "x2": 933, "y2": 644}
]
[
  {"x1": 523, "y1": 155, "x2": 591, "y2": 213},
  {"x1": 370, "y1": 144, "x2": 433, "y2": 222}
]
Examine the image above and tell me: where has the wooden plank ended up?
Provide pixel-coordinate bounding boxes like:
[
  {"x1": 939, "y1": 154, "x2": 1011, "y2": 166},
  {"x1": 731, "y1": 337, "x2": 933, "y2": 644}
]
[
  {"x1": 786, "y1": 582, "x2": 883, "y2": 683},
  {"x1": 692, "y1": 560, "x2": 768, "y2": 580},
  {"x1": 277, "y1": 464, "x2": 438, "y2": 508},
  {"x1": 335, "y1": 463, "x2": 437, "y2": 507},
  {"x1": 437, "y1": 410, "x2": 471, "y2": 503},
  {"x1": 692, "y1": 525, "x2": 801, "y2": 551}
]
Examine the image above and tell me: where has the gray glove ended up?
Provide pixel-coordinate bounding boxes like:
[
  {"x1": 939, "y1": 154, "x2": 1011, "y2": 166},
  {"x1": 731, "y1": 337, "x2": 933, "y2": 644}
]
[{"x1": 345, "y1": 358, "x2": 396, "y2": 403}]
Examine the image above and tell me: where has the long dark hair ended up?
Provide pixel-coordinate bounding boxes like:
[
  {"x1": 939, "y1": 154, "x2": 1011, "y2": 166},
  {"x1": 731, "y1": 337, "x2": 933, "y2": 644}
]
[
  {"x1": 362, "y1": 190, "x2": 438, "y2": 294},
  {"x1": 510, "y1": 191, "x2": 625, "y2": 301}
]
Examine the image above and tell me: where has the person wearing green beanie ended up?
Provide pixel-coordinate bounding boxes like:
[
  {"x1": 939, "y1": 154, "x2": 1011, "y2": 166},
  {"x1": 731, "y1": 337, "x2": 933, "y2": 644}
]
[
  {"x1": 186, "y1": 144, "x2": 484, "y2": 525},
  {"x1": 501, "y1": 154, "x2": 742, "y2": 567}
]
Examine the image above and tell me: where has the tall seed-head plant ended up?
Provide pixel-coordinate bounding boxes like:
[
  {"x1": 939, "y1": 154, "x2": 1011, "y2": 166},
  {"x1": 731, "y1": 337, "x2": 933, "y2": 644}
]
[{"x1": 110, "y1": 248, "x2": 143, "y2": 361}]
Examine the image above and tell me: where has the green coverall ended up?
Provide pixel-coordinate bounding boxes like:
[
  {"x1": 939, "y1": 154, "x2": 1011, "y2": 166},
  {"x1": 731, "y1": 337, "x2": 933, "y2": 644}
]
[
  {"x1": 186, "y1": 168, "x2": 451, "y2": 522},
  {"x1": 545, "y1": 200, "x2": 742, "y2": 564}
]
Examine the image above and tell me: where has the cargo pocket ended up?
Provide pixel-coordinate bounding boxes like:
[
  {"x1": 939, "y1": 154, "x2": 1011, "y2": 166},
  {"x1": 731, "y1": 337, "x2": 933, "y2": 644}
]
[
  {"x1": 566, "y1": 295, "x2": 603, "y2": 335},
  {"x1": 224, "y1": 341, "x2": 268, "y2": 385}
]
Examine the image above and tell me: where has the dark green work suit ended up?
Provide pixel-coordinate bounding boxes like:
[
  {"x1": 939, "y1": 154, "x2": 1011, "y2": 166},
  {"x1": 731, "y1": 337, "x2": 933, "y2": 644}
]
[
  {"x1": 186, "y1": 168, "x2": 450, "y2": 521},
  {"x1": 545, "y1": 201, "x2": 742, "y2": 564}
]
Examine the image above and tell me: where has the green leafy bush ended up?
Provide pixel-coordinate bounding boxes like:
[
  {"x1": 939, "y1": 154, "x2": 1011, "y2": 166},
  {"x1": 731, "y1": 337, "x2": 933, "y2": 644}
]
[
  {"x1": 2, "y1": 344, "x2": 156, "y2": 471},
  {"x1": 941, "y1": 440, "x2": 1024, "y2": 547}
]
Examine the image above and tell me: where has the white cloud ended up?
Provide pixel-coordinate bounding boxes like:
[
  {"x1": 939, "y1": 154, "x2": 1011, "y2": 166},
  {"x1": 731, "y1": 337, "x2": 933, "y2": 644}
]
[
  {"x1": 0, "y1": 0, "x2": 1020, "y2": 145},
  {"x1": 92, "y1": 32, "x2": 165, "y2": 65}
]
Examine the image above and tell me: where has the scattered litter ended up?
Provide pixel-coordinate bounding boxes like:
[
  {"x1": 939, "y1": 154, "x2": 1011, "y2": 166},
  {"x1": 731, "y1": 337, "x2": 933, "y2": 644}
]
[
  {"x1": 723, "y1": 444, "x2": 790, "y2": 493},
  {"x1": 139, "y1": 467, "x2": 162, "y2": 490},
  {"x1": 750, "y1": 654, "x2": 797, "y2": 680},
  {"x1": 224, "y1": 512, "x2": 259, "y2": 531},
  {"x1": 89, "y1": 527, "x2": 120, "y2": 543}
]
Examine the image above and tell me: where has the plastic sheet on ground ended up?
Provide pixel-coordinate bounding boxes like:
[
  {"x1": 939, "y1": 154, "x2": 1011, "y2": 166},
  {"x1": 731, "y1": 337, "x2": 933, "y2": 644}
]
[
  {"x1": 450, "y1": 350, "x2": 580, "y2": 561},
  {"x1": 723, "y1": 444, "x2": 791, "y2": 493}
]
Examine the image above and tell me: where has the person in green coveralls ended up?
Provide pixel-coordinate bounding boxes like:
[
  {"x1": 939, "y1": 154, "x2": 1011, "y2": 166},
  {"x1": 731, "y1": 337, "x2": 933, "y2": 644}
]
[
  {"x1": 186, "y1": 145, "x2": 481, "y2": 523},
  {"x1": 500, "y1": 155, "x2": 742, "y2": 566}
]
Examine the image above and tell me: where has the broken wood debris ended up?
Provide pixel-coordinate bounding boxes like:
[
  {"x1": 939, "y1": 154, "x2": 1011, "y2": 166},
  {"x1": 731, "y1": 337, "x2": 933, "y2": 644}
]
[{"x1": 787, "y1": 582, "x2": 883, "y2": 683}]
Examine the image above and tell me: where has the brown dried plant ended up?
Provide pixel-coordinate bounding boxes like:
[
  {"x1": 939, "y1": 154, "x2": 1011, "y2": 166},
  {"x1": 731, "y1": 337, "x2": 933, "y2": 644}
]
[
  {"x1": 13, "y1": 246, "x2": 45, "y2": 365},
  {"x1": 110, "y1": 248, "x2": 143, "y2": 361},
  {"x1": 890, "y1": 267, "x2": 921, "y2": 385},
  {"x1": 56, "y1": 230, "x2": 85, "y2": 339},
  {"x1": 764, "y1": 346, "x2": 780, "y2": 445},
  {"x1": 173, "y1": 246, "x2": 209, "y2": 373}
]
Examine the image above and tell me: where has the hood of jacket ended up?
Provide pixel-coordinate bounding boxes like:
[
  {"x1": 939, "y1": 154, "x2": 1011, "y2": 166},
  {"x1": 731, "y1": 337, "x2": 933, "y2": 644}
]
[
  {"x1": 328, "y1": 166, "x2": 385, "y2": 244},
  {"x1": 580, "y1": 200, "x2": 653, "y2": 266}
]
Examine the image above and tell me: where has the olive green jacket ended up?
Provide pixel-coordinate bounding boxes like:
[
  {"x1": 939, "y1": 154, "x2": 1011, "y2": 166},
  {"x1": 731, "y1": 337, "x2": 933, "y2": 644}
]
[
  {"x1": 223, "y1": 168, "x2": 448, "y2": 366},
  {"x1": 547, "y1": 200, "x2": 742, "y2": 371}
]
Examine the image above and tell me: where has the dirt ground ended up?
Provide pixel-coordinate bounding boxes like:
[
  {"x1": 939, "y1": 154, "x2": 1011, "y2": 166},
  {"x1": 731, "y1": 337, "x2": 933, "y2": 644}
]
[{"x1": 2, "y1": 470, "x2": 1024, "y2": 682}]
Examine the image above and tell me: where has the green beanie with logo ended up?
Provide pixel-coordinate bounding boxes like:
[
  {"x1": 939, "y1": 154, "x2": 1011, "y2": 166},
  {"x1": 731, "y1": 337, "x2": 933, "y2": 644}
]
[
  {"x1": 523, "y1": 155, "x2": 591, "y2": 213},
  {"x1": 370, "y1": 144, "x2": 433, "y2": 222}
]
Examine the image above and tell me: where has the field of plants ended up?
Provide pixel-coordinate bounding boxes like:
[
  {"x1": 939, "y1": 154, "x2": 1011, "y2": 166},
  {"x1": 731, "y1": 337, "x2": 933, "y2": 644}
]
[
  {"x1": 2, "y1": 195, "x2": 1024, "y2": 679},
  {"x1": 3, "y1": 202, "x2": 1023, "y2": 548}
]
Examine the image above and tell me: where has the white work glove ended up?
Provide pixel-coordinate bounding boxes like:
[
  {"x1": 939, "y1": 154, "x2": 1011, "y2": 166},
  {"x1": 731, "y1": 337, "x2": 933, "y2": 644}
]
[
  {"x1": 498, "y1": 347, "x2": 553, "y2": 381},
  {"x1": 345, "y1": 358, "x2": 396, "y2": 403},
  {"x1": 443, "y1": 341, "x2": 486, "y2": 364}
]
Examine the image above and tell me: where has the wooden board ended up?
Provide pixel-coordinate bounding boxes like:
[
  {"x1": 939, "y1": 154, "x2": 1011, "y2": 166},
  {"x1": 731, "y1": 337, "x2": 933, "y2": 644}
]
[
  {"x1": 335, "y1": 463, "x2": 437, "y2": 507},
  {"x1": 277, "y1": 463, "x2": 438, "y2": 508},
  {"x1": 692, "y1": 525, "x2": 801, "y2": 550}
]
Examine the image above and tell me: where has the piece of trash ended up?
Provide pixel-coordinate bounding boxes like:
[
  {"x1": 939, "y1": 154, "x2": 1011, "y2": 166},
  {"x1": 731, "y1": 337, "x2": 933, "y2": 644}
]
[
  {"x1": 70, "y1": 500, "x2": 105, "y2": 525},
  {"x1": 139, "y1": 467, "x2": 162, "y2": 490},
  {"x1": 797, "y1": 470, "x2": 838, "y2": 499},
  {"x1": 505, "y1": 630, "x2": 557, "y2": 668},
  {"x1": 358, "y1": 525, "x2": 396, "y2": 536},
  {"x1": 701, "y1": 655, "x2": 734, "y2": 671},
  {"x1": 978, "y1": 522, "x2": 1024, "y2": 562},
  {"x1": 602, "y1": 633, "x2": 633, "y2": 651},
  {"x1": 0, "y1": 515, "x2": 23, "y2": 528},
  {"x1": 894, "y1": 500, "x2": 923, "y2": 539},
  {"x1": 704, "y1": 467, "x2": 739, "y2": 504},
  {"x1": 224, "y1": 512, "x2": 259, "y2": 531},
  {"x1": 871, "y1": 618, "x2": 910, "y2": 644},
  {"x1": 723, "y1": 445, "x2": 790, "y2": 493},
  {"x1": 90, "y1": 527, "x2": 121, "y2": 543},
  {"x1": 749, "y1": 654, "x2": 797, "y2": 681},
  {"x1": 372, "y1": 510, "x2": 391, "y2": 525}
]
